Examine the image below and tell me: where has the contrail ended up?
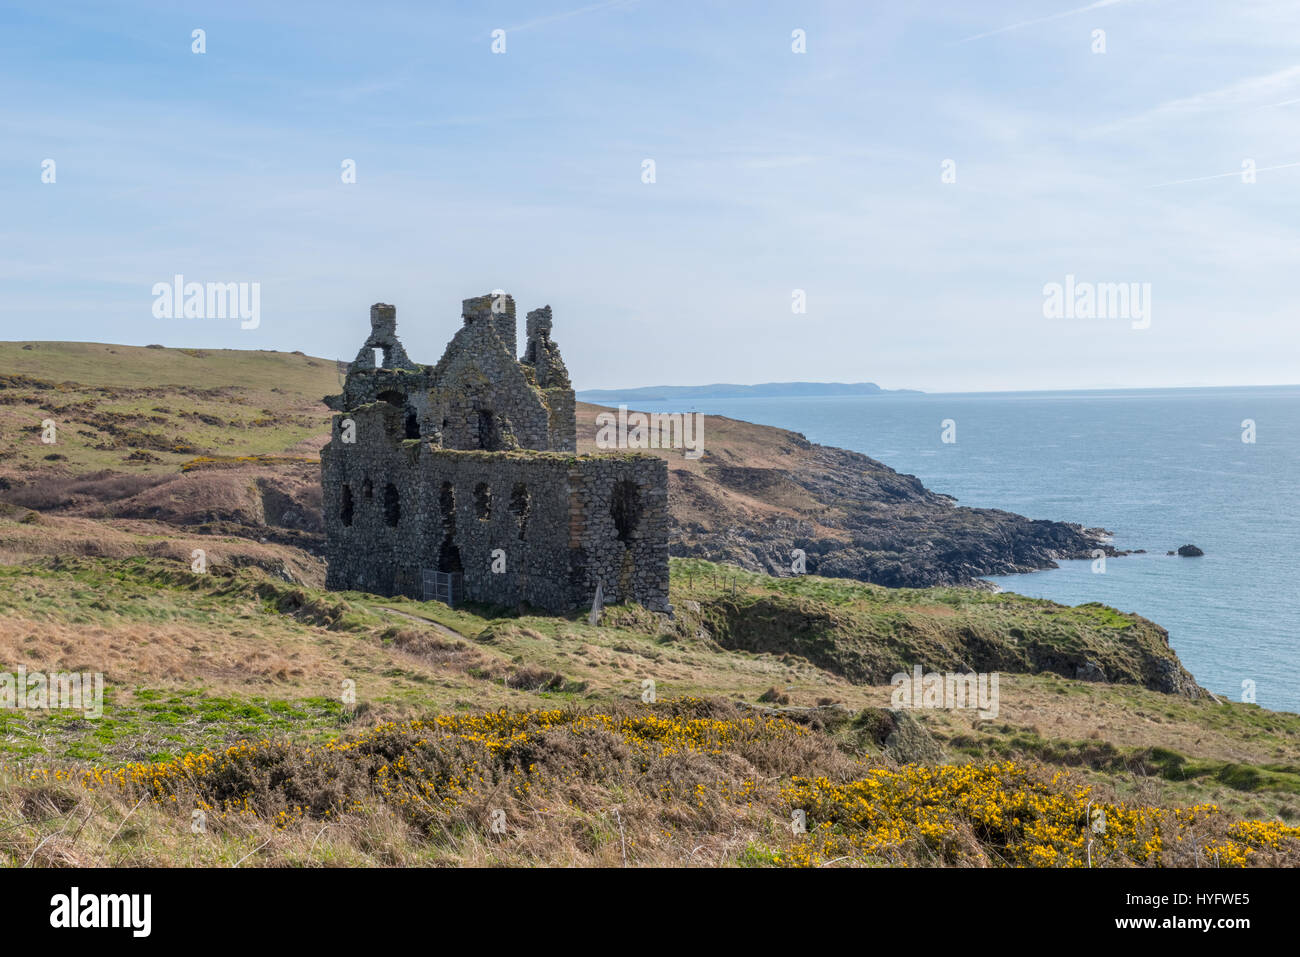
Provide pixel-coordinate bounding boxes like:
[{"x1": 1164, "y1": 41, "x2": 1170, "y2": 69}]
[
  {"x1": 1147, "y1": 162, "x2": 1300, "y2": 188},
  {"x1": 506, "y1": 0, "x2": 640, "y2": 34},
  {"x1": 956, "y1": 0, "x2": 1132, "y2": 44}
]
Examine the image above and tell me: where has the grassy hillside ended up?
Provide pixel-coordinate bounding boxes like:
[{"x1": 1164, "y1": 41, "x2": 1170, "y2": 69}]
[
  {"x1": 0, "y1": 555, "x2": 1203, "y2": 762},
  {"x1": 0, "y1": 555, "x2": 1297, "y2": 867},
  {"x1": 0, "y1": 340, "x2": 337, "y2": 474},
  {"x1": 1, "y1": 340, "x2": 1297, "y2": 867},
  {"x1": 2, "y1": 340, "x2": 1113, "y2": 589}
]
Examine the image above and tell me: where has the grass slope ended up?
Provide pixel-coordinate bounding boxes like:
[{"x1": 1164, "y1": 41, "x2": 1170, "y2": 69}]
[
  {"x1": 0, "y1": 341, "x2": 1295, "y2": 866},
  {"x1": 3, "y1": 340, "x2": 1110, "y2": 590},
  {"x1": 0, "y1": 554, "x2": 1296, "y2": 868},
  {"x1": 0, "y1": 341, "x2": 338, "y2": 475}
]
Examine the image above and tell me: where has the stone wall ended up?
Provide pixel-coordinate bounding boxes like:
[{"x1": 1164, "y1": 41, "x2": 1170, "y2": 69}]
[
  {"x1": 566, "y1": 455, "x2": 670, "y2": 610},
  {"x1": 461, "y1": 293, "x2": 516, "y2": 358},
  {"x1": 323, "y1": 412, "x2": 669, "y2": 611},
  {"x1": 322, "y1": 295, "x2": 669, "y2": 615},
  {"x1": 521, "y1": 305, "x2": 576, "y2": 452},
  {"x1": 427, "y1": 317, "x2": 552, "y2": 451}
]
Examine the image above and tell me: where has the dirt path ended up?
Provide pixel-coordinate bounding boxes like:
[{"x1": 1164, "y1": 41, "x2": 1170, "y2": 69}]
[{"x1": 376, "y1": 605, "x2": 467, "y2": 640}]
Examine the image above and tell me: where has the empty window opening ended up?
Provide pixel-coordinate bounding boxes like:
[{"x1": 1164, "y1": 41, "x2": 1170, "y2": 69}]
[
  {"x1": 340, "y1": 484, "x2": 354, "y2": 527},
  {"x1": 438, "y1": 541, "x2": 463, "y2": 575},
  {"x1": 438, "y1": 482, "x2": 462, "y2": 573},
  {"x1": 404, "y1": 408, "x2": 420, "y2": 439},
  {"x1": 383, "y1": 483, "x2": 401, "y2": 527},
  {"x1": 377, "y1": 389, "x2": 404, "y2": 406},
  {"x1": 610, "y1": 479, "x2": 643, "y2": 544},
  {"x1": 372, "y1": 347, "x2": 384, "y2": 368},
  {"x1": 509, "y1": 483, "x2": 530, "y2": 540},
  {"x1": 440, "y1": 482, "x2": 457, "y2": 533},
  {"x1": 474, "y1": 482, "x2": 492, "y2": 520},
  {"x1": 475, "y1": 409, "x2": 505, "y2": 451}
]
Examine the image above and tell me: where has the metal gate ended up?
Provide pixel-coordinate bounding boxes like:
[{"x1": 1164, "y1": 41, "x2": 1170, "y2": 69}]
[{"x1": 422, "y1": 569, "x2": 463, "y2": 606}]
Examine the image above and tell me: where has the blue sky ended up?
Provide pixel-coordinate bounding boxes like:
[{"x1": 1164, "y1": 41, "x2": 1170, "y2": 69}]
[{"x1": 2, "y1": 0, "x2": 1298, "y2": 392}]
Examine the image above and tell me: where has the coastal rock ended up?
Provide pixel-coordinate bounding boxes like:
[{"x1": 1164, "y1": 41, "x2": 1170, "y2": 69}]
[
  {"x1": 1076, "y1": 660, "x2": 1107, "y2": 682},
  {"x1": 1148, "y1": 655, "x2": 1205, "y2": 698},
  {"x1": 850, "y1": 708, "x2": 945, "y2": 764},
  {"x1": 1176, "y1": 544, "x2": 1204, "y2": 557},
  {"x1": 604, "y1": 407, "x2": 1123, "y2": 590},
  {"x1": 882, "y1": 710, "x2": 946, "y2": 764},
  {"x1": 695, "y1": 593, "x2": 1205, "y2": 698}
]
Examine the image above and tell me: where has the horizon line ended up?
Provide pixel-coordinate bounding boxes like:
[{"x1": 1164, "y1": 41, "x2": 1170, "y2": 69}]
[
  {"x1": 3, "y1": 339, "x2": 1296, "y2": 397},
  {"x1": 576, "y1": 382, "x2": 1300, "y2": 398}
]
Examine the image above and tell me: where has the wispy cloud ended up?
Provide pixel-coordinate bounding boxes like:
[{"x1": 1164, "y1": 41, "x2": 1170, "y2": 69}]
[
  {"x1": 5, "y1": 0, "x2": 1298, "y2": 390},
  {"x1": 1147, "y1": 64, "x2": 1300, "y2": 113},
  {"x1": 1147, "y1": 161, "x2": 1300, "y2": 188},
  {"x1": 1092, "y1": 64, "x2": 1300, "y2": 132},
  {"x1": 955, "y1": 0, "x2": 1132, "y2": 43},
  {"x1": 505, "y1": 0, "x2": 640, "y2": 34},
  {"x1": 737, "y1": 154, "x2": 819, "y2": 170}
]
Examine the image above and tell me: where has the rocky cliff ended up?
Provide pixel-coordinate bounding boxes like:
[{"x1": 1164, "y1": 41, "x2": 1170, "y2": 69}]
[{"x1": 575, "y1": 404, "x2": 1113, "y2": 588}]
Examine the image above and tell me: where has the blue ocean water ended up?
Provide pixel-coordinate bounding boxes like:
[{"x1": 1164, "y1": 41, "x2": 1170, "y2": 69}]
[{"x1": 610, "y1": 387, "x2": 1300, "y2": 713}]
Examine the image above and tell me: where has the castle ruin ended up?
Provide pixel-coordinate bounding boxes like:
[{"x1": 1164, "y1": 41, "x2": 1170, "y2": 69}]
[{"x1": 320, "y1": 294, "x2": 670, "y2": 613}]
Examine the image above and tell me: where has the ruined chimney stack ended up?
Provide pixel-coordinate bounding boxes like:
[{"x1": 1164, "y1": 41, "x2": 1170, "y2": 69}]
[
  {"x1": 462, "y1": 292, "x2": 517, "y2": 357},
  {"x1": 370, "y1": 302, "x2": 397, "y2": 337}
]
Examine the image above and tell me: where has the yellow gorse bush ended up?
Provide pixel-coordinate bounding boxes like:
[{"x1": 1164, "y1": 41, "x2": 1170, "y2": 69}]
[
  {"x1": 27, "y1": 705, "x2": 807, "y2": 829},
  {"x1": 781, "y1": 761, "x2": 1300, "y2": 868},
  {"x1": 24, "y1": 705, "x2": 1300, "y2": 867}
]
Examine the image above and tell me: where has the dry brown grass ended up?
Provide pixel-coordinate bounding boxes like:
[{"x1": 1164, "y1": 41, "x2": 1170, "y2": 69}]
[
  {"x1": 6, "y1": 701, "x2": 859, "y2": 867},
  {"x1": 0, "y1": 511, "x2": 324, "y2": 585},
  {"x1": 9, "y1": 699, "x2": 1298, "y2": 868}
]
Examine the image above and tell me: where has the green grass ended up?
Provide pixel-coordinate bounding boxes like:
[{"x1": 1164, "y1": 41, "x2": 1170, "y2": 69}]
[
  {"x1": 670, "y1": 558, "x2": 1185, "y2": 689},
  {"x1": 0, "y1": 552, "x2": 1296, "y2": 825},
  {"x1": 0, "y1": 341, "x2": 339, "y2": 473},
  {"x1": 0, "y1": 685, "x2": 353, "y2": 763}
]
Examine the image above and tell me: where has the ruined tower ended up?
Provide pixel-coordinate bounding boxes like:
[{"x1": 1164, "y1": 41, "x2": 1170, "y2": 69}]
[{"x1": 320, "y1": 294, "x2": 670, "y2": 613}]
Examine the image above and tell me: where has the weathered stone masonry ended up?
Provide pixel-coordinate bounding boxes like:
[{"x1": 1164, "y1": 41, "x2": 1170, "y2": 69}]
[{"x1": 321, "y1": 295, "x2": 670, "y2": 613}]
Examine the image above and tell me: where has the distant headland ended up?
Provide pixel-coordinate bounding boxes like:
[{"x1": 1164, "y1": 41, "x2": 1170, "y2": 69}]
[{"x1": 576, "y1": 381, "x2": 922, "y2": 403}]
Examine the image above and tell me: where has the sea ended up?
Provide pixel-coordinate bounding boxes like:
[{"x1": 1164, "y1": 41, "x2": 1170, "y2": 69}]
[{"x1": 595, "y1": 386, "x2": 1300, "y2": 713}]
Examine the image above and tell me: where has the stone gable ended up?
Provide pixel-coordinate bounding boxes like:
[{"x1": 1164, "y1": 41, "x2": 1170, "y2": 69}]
[{"x1": 321, "y1": 294, "x2": 670, "y2": 614}]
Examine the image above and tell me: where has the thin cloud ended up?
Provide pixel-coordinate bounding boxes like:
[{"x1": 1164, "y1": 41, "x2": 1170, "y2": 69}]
[
  {"x1": 1091, "y1": 64, "x2": 1300, "y2": 133},
  {"x1": 739, "y1": 154, "x2": 819, "y2": 169},
  {"x1": 955, "y1": 0, "x2": 1131, "y2": 43},
  {"x1": 1148, "y1": 64, "x2": 1300, "y2": 113},
  {"x1": 1147, "y1": 161, "x2": 1300, "y2": 188},
  {"x1": 505, "y1": 0, "x2": 640, "y2": 34}
]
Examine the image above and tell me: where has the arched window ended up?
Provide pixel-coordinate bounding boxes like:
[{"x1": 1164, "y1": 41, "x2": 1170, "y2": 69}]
[
  {"x1": 383, "y1": 483, "x2": 401, "y2": 526},
  {"x1": 340, "y1": 484, "x2": 354, "y2": 526},
  {"x1": 509, "y1": 483, "x2": 530, "y2": 539},
  {"x1": 475, "y1": 409, "x2": 505, "y2": 451},
  {"x1": 610, "y1": 479, "x2": 642, "y2": 543},
  {"x1": 438, "y1": 482, "x2": 462, "y2": 573}
]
